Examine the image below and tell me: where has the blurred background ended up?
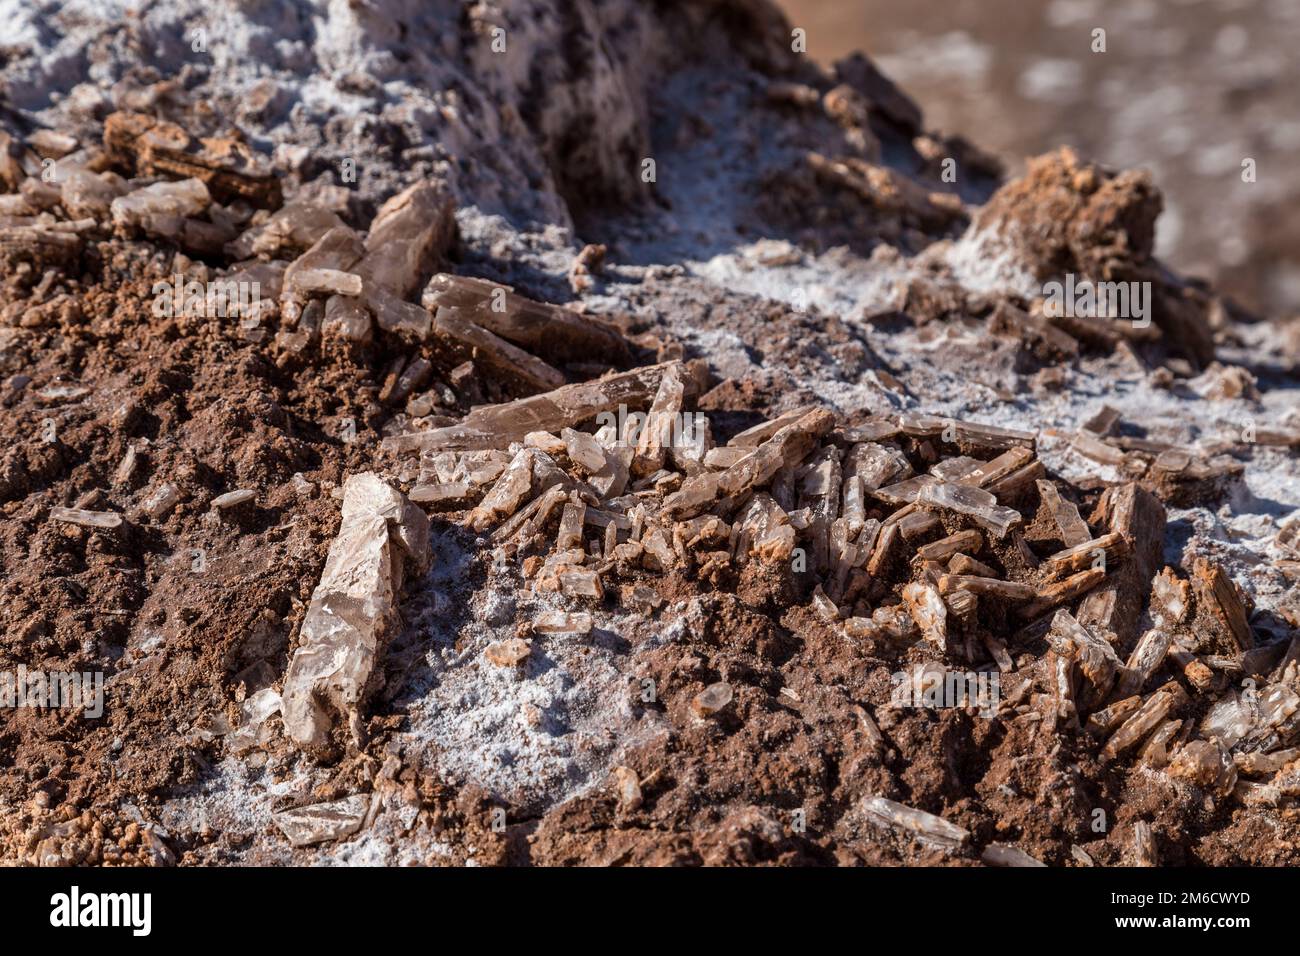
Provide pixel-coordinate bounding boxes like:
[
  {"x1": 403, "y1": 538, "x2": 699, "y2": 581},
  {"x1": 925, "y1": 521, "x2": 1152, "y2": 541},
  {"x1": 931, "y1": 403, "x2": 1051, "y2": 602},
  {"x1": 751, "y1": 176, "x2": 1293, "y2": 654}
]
[{"x1": 777, "y1": 0, "x2": 1300, "y2": 319}]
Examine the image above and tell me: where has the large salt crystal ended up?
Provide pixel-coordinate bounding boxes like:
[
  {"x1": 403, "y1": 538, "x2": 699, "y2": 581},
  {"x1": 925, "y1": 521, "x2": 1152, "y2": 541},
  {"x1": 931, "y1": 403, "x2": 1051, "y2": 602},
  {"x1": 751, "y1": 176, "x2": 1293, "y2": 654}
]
[
  {"x1": 110, "y1": 178, "x2": 210, "y2": 229},
  {"x1": 1200, "y1": 691, "x2": 1255, "y2": 748},
  {"x1": 61, "y1": 167, "x2": 126, "y2": 220},
  {"x1": 224, "y1": 687, "x2": 282, "y2": 755},
  {"x1": 387, "y1": 361, "x2": 682, "y2": 453},
  {"x1": 284, "y1": 226, "x2": 366, "y2": 300},
  {"x1": 467, "y1": 448, "x2": 535, "y2": 531},
  {"x1": 273, "y1": 795, "x2": 370, "y2": 847},
  {"x1": 291, "y1": 266, "x2": 363, "y2": 297},
  {"x1": 1258, "y1": 682, "x2": 1300, "y2": 727},
  {"x1": 861, "y1": 796, "x2": 970, "y2": 850},
  {"x1": 280, "y1": 473, "x2": 429, "y2": 754},
  {"x1": 691, "y1": 681, "x2": 734, "y2": 717},
  {"x1": 361, "y1": 181, "x2": 456, "y2": 298},
  {"x1": 632, "y1": 362, "x2": 685, "y2": 476},
  {"x1": 562, "y1": 427, "x2": 607, "y2": 473},
  {"x1": 50, "y1": 506, "x2": 123, "y2": 529},
  {"x1": 533, "y1": 610, "x2": 593, "y2": 635},
  {"x1": 902, "y1": 580, "x2": 948, "y2": 653},
  {"x1": 227, "y1": 201, "x2": 345, "y2": 259},
  {"x1": 918, "y1": 481, "x2": 1022, "y2": 538},
  {"x1": 1168, "y1": 738, "x2": 1238, "y2": 796},
  {"x1": 421, "y1": 272, "x2": 630, "y2": 366}
]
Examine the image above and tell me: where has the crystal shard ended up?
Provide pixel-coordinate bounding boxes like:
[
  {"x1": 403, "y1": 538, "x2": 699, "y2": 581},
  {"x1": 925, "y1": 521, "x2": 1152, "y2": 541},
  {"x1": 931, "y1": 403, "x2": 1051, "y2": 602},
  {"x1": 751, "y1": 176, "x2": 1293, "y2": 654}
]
[
  {"x1": 385, "y1": 362, "x2": 688, "y2": 452},
  {"x1": 110, "y1": 178, "x2": 211, "y2": 230},
  {"x1": 281, "y1": 474, "x2": 430, "y2": 754},
  {"x1": 918, "y1": 481, "x2": 1022, "y2": 537},
  {"x1": 273, "y1": 795, "x2": 370, "y2": 847},
  {"x1": 422, "y1": 273, "x2": 631, "y2": 366},
  {"x1": 691, "y1": 681, "x2": 734, "y2": 717},
  {"x1": 862, "y1": 796, "x2": 970, "y2": 850}
]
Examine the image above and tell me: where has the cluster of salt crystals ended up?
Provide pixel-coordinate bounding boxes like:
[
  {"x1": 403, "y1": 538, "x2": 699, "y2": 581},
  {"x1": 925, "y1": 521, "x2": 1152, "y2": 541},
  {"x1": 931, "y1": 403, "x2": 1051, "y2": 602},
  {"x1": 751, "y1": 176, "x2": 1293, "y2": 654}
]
[
  {"x1": 394, "y1": 370, "x2": 1300, "y2": 824},
  {"x1": 281, "y1": 473, "x2": 430, "y2": 754},
  {"x1": 1, "y1": 114, "x2": 323, "y2": 337},
  {"x1": 273, "y1": 180, "x2": 456, "y2": 344}
]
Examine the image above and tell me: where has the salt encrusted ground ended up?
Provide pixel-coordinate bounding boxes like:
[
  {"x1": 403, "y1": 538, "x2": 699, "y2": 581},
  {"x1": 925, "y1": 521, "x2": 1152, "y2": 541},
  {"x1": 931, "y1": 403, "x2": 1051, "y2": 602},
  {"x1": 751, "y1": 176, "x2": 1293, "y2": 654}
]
[{"x1": 1, "y1": 0, "x2": 1297, "y2": 866}]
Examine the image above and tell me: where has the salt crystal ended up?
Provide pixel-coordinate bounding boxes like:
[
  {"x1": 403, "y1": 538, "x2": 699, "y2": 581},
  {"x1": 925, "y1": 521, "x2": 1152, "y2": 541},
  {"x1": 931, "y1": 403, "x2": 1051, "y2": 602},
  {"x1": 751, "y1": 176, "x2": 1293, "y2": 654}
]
[
  {"x1": 632, "y1": 362, "x2": 685, "y2": 476},
  {"x1": 915, "y1": 529, "x2": 983, "y2": 562},
  {"x1": 525, "y1": 431, "x2": 567, "y2": 456},
  {"x1": 273, "y1": 795, "x2": 369, "y2": 847},
  {"x1": 691, "y1": 681, "x2": 734, "y2": 717},
  {"x1": 1036, "y1": 479, "x2": 1092, "y2": 548},
  {"x1": 902, "y1": 580, "x2": 948, "y2": 652},
  {"x1": 361, "y1": 181, "x2": 456, "y2": 299},
  {"x1": 558, "y1": 566, "x2": 604, "y2": 600},
  {"x1": 421, "y1": 272, "x2": 631, "y2": 366},
  {"x1": 409, "y1": 482, "x2": 476, "y2": 506},
  {"x1": 387, "y1": 361, "x2": 682, "y2": 452},
  {"x1": 140, "y1": 483, "x2": 181, "y2": 519},
  {"x1": 557, "y1": 499, "x2": 587, "y2": 552},
  {"x1": 918, "y1": 481, "x2": 1022, "y2": 538},
  {"x1": 848, "y1": 442, "x2": 912, "y2": 491},
  {"x1": 981, "y1": 843, "x2": 1046, "y2": 867},
  {"x1": 280, "y1": 474, "x2": 429, "y2": 753},
  {"x1": 467, "y1": 448, "x2": 535, "y2": 531},
  {"x1": 50, "y1": 506, "x2": 122, "y2": 529},
  {"x1": 862, "y1": 796, "x2": 970, "y2": 850},
  {"x1": 110, "y1": 178, "x2": 210, "y2": 229},
  {"x1": 290, "y1": 266, "x2": 363, "y2": 297},
  {"x1": 1043, "y1": 531, "x2": 1128, "y2": 576},
  {"x1": 609, "y1": 766, "x2": 643, "y2": 813},
  {"x1": 939, "y1": 574, "x2": 1035, "y2": 601},
  {"x1": 727, "y1": 405, "x2": 819, "y2": 447},
  {"x1": 211, "y1": 489, "x2": 255, "y2": 510},
  {"x1": 1199, "y1": 692, "x2": 1254, "y2": 748},
  {"x1": 533, "y1": 610, "x2": 594, "y2": 635},
  {"x1": 1168, "y1": 738, "x2": 1238, "y2": 796},
  {"x1": 640, "y1": 529, "x2": 674, "y2": 571},
  {"x1": 485, "y1": 638, "x2": 532, "y2": 667},
  {"x1": 562, "y1": 427, "x2": 607, "y2": 473}
]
